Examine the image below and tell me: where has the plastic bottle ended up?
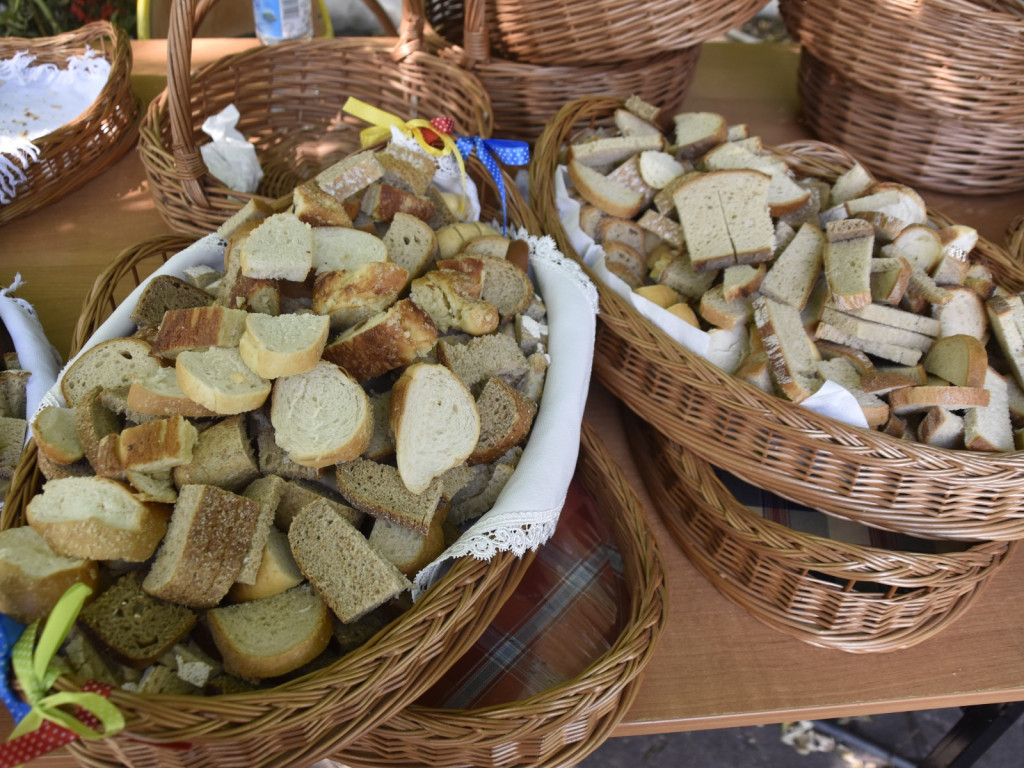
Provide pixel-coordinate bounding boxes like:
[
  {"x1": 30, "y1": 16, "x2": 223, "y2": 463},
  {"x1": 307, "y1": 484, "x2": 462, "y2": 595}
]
[{"x1": 252, "y1": 0, "x2": 313, "y2": 45}]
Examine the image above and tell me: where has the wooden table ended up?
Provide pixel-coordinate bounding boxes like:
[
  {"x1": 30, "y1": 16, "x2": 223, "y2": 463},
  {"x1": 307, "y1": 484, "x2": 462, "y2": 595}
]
[{"x1": 3, "y1": 39, "x2": 1024, "y2": 762}]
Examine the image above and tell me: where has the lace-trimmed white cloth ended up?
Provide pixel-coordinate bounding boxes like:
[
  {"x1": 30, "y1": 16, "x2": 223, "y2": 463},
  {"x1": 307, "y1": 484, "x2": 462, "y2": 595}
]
[{"x1": 0, "y1": 49, "x2": 111, "y2": 205}]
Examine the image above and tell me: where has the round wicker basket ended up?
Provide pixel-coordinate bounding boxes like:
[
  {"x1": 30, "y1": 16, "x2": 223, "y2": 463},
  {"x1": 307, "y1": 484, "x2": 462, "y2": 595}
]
[
  {"x1": 0, "y1": 158, "x2": 552, "y2": 768},
  {"x1": 0, "y1": 21, "x2": 139, "y2": 227},
  {"x1": 627, "y1": 416, "x2": 1014, "y2": 653},
  {"x1": 423, "y1": 0, "x2": 764, "y2": 66},
  {"x1": 530, "y1": 95, "x2": 1024, "y2": 542},
  {"x1": 138, "y1": 0, "x2": 493, "y2": 237},
  {"x1": 331, "y1": 418, "x2": 666, "y2": 768}
]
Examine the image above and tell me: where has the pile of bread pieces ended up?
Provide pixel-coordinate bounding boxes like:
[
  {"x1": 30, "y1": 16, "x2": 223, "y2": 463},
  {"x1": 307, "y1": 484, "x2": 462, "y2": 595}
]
[
  {"x1": 0, "y1": 345, "x2": 31, "y2": 495},
  {"x1": 568, "y1": 96, "x2": 1024, "y2": 453},
  {"x1": 0, "y1": 140, "x2": 549, "y2": 693}
]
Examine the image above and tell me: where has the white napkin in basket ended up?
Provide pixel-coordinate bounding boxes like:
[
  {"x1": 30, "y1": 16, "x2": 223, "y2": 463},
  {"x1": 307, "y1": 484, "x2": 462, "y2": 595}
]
[
  {"x1": 0, "y1": 276, "x2": 63, "y2": 426},
  {"x1": 554, "y1": 164, "x2": 869, "y2": 429}
]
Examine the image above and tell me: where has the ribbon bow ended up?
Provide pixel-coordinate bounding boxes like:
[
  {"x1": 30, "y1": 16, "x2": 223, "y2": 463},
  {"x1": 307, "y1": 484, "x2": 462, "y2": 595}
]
[
  {"x1": 1, "y1": 584, "x2": 123, "y2": 768},
  {"x1": 343, "y1": 97, "x2": 461, "y2": 161},
  {"x1": 454, "y1": 136, "x2": 530, "y2": 235}
]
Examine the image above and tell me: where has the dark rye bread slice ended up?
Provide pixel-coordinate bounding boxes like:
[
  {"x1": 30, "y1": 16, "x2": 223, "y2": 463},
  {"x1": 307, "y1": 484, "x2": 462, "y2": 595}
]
[
  {"x1": 143, "y1": 484, "x2": 260, "y2": 608},
  {"x1": 79, "y1": 571, "x2": 197, "y2": 669},
  {"x1": 129, "y1": 275, "x2": 214, "y2": 329},
  {"x1": 288, "y1": 498, "x2": 411, "y2": 623},
  {"x1": 335, "y1": 457, "x2": 444, "y2": 534},
  {"x1": 469, "y1": 377, "x2": 538, "y2": 465}
]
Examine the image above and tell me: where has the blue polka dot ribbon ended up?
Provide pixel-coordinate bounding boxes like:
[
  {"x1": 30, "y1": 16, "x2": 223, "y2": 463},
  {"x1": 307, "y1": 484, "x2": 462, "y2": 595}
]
[
  {"x1": 0, "y1": 615, "x2": 29, "y2": 725},
  {"x1": 455, "y1": 136, "x2": 531, "y2": 236}
]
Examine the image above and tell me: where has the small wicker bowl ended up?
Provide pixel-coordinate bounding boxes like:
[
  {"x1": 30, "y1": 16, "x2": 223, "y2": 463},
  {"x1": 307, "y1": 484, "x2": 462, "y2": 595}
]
[
  {"x1": 330, "y1": 418, "x2": 667, "y2": 768},
  {"x1": 0, "y1": 21, "x2": 139, "y2": 226},
  {"x1": 627, "y1": 417, "x2": 1014, "y2": 653},
  {"x1": 423, "y1": 0, "x2": 763, "y2": 66},
  {"x1": 530, "y1": 95, "x2": 1024, "y2": 542},
  {"x1": 138, "y1": 0, "x2": 493, "y2": 237}
]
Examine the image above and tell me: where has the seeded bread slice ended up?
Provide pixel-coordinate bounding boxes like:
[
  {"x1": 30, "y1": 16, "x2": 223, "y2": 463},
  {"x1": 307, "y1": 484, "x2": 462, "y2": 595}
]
[
  {"x1": 335, "y1": 457, "x2": 444, "y2": 534},
  {"x1": 130, "y1": 275, "x2": 214, "y2": 329},
  {"x1": 469, "y1": 377, "x2": 537, "y2": 465}
]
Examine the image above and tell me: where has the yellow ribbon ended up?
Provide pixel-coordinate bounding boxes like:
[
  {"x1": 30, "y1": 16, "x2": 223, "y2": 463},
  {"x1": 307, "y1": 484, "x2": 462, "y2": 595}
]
[
  {"x1": 342, "y1": 97, "x2": 468, "y2": 205},
  {"x1": 9, "y1": 583, "x2": 124, "y2": 742}
]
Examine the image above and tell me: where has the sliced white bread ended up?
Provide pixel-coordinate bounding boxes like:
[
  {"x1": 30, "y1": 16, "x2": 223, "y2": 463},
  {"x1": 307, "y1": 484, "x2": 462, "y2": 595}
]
[
  {"x1": 127, "y1": 366, "x2": 219, "y2": 418},
  {"x1": 239, "y1": 312, "x2": 330, "y2": 379},
  {"x1": 819, "y1": 306, "x2": 934, "y2": 353},
  {"x1": 815, "y1": 357, "x2": 889, "y2": 427},
  {"x1": 314, "y1": 150, "x2": 385, "y2": 202},
  {"x1": 657, "y1": 251, "x2": 717, "y2": 301},
  {"x1": 26, "y1": 476, "x2": 169, "y2": 562},
  {"x1": 391, "y1": 363, "x2": 480, "y2": 494},
  {"x1": 288, "y1": 498, "x2": 411, "y2": 622},
  {"x1": 310, "y1": 226, "x2": 388, "y2": 274},
  {"x1": 722, "y1": 263, "x2": 766, "y2": 302},
  {"x1": 673, "y1": 111, "x2": 728, "y2": 159},
  {"x1": 933, "y1": 286, "x2": 987, "y2": 341},
  {"x1": 0, "y1": 525, "x2": 99, "y2": 624},
  {"x1": 985, "y1": 294, "x2": 1024, "y2": 390},
  {"x1": 759, "y1": 221, "x2": 825, "y2": 310},
  {"x1": 889, "y1": 384, "x2": 990, "y2": 415},
  {"x1": 638, "y1": 150, "x2": 686, "y2": 190},
  {"x1": 869, "y1": 257, "x2": 912, "y2": 305},
  {"x1": 32, "y1": 405, "x2": 84, "y2": 465},
  {"x1": 61, "y1": 338, "x2": 163, "y2": 407},
  {"x1": 815, "y1": 321, "x2": 923, "y2": 366},
  {"x1": 699, "y1": 285, "x2": 753, "y2": 331},
  {"x1": 270, "y1": 361, "x2": 371, "y2": 468},
  {"x1": 922, "y1": 334, "x2": 989, "y2": 389},
  {"x1": 208, "y1": 583, "x2": 331, "y2": 681},
  {"x1": 829, "y1": 162, "x2": 874, "y2": 205},
  {"x1": 823, "y1": 218, "x2": 874, "y2": 310},
  {"x1": 176, "y1": 347, "x2": 272, "y2": 415},
  {"x1": 752, "y1": 295, "x2": 823, "y2": 403},
  {"x1": 843, "y1": 183, "x2": 927, "y2": 226},
  {"x1": 383, "y1": 212, "x2": 438, "y2": 285},
  {"x1": 569, "y1": 134, "x2": 665, "y2": 169},
  {"x1": 964, "y1": 367, "x2": 1013, "y2": 452},
  {"x1": 240, "y1": 212, "x2": 313, "y2": 282},
  {"x1": 860, "y1": 364, "x2": 928, "y2": 395},
  {"x1": 567, "y1": 159, "x2": 647, "y2": 219},
  {"x1": 614, "y1": 107, "x2": 662, "y2": 137},
  {"x1": 918, "y1": 406, "x2": 965, "y2": 449}
]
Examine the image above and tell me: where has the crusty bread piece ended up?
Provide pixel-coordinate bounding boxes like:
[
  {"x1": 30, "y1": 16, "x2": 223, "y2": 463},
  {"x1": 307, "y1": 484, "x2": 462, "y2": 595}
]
[
  {"x1": 271, "y1": 361, "x2": 372, "y2": 468},
  {"x1": 322, "y1": 298, "x2": 439, "y2": 382},
  {"x1": 602, "y1": 241, "x2": 646, "y2": 288},
  {"x1": 378, "y1": 143, "x2": 436, "y2": 195},
  {"x1": 823, "y1": 218, "x2": 874, "y2": 310},
  {"x1": 933, "y1": 286, "x2": 987, "y2": 341},
  {"x1": 888, "y1": 384, "x2": 990, "y2": 415},
  {"x1": 890, "y1": 224, "x2": 943, "y2": 273},
  {"x1": 216, "y1": 198, "x2": 277, "y2": 242},
  {"x1": 26, "y1": 476, "x2": 169, "y2": 562},
  {"x1": 288, "y1": 498, "x2": 411, "y2": 622},
  {"x1": 463, "y1": 235, "x2": 513, "y2": 260},
  {"x1": 638, "y1": 150, "x2": 686, "y2": 190},
  {"x1": 752, "y1": 295, "x2": 822, "y2": 403},
  {"x1": 964, "y1": 367, "x2": 1013, "y2": 452},
  {"x1": 368, "y1": 517, "x2": 445, "y2": 576},
  {"x1": 657, "y1": 251, "x2": 717, "y2": 301},
  {"x1": 229, "y1": 525, "x2": 304, "y2": 602},
  {"x1": 850, "y1": 210, "x2": 908, "y2": 243},
  {"x1": 125, "y1": 468, "x2": 178, "y2": 504},
  {"x1": 172, "y1": 414, "x2": 260, "y2": 492},
  {"x1": 922, "y1": 334, "x2": 988, "y2": 389},
  {"x1": 567, "y1": 159, "x2": 646, "y2": 219},
  {"x1": 363, "y1": 390, "x2": 395, "y2": 461},
  {"x1": 614, "y1": 107, "x2": 662, "y2": 137},
  {"x1": 208, "y1": 583, "x2": 331, "y2": 681},
  {"x1": 435, "y1": 221, "x2": 502, "y2": 259},
  {"x1": 310, "y1": 226, "x2": 388, "y2": 274},
  {"x1": 127, "y1": 367, "x2": 218, "y2": 418},
  {"x1": 217, "y1": 227, "x2": 282, "y2": 315},
  {"x1": 391, "y1": 363, "x2": 480, "y2": 494},
  {"x1": 61, "y1": 338, "x2": 163, "y2": 407},
  {"x1": 238, "y1": 312, "x2": 330, "y2": 379},
  {"x1": 249, "y1": 409, "x2": 322, "y2": 483},
  {"x1": 74, "y1": 386, "x2": 123, "y2": 470},
  {"x1": 674, "y1": 169, "x2": 774, "y2": 272},
  {"x1": 699, "y1": 285, "x2": 752, "y2": 331},
  {"x1": 918, "y1": 406, "x2": 965, "y2": 449},
  {"x1": 116, "y1": 414, "x2": 198, "y2": 473},
  {"x1": 815, "y1": 357, "x2": 889, "y2": 427},
  {"x1": 569, "y1": 134, "x2": 665, "y2": 169},
  {"x1": 311, "y1": 263, "x2": 408, "y2": 330},
  {"x1": 176, "y1": 347, "x2": 271, "y2": 415},
  {"x1": 361, "y1": 181, "x2": 436, "y2": 223},
  {"x1": 759, "y1": 222, "x2": 825, "y2": 310},
  {"x1": 436, "y1": 333, "x2": 530, "y2": 393},
  {"x1": 448, "y1": 456, "x2": 516, "y2": 525},
  {"x1": 815, "y1": 321, "x2": 923, "y2": 366},
  {"x1": 842, "y1": 183, "x2": 927, "y2": 225},
  {"x1": 869, "y1": 257, "x2": 912, "y2": 306},
  {"x1": 240, "y1": 212, "x2": 313, "y2": 282},
  {"x1": 673, "y1": 111, "x2": 727, "y2": 160},
  {"x1": 150, "y1": 305, "x2": 249, "y2": 360},
  {"x1": 815, "y1": 338, "x2": 875, "y2": 376},
  {"x1": 143, "y1": 484, "x2": 260, "y2": 608},
  {"x1": 830, "y1": 162, "x2": 874, "y2": 205},
  {"x1": 315, "y1": 150, "x2": 385, "y2": 202},
  {"x1": 819, "y1": 306, "x2": 934, "y2": 354},
  {"x1": 985, "y1": 293, "x2": 1024, "y2": 390},
  {"x1": 0, "y1": 415, "x2": 26, "y2": 475},
  {"x1": 32, "y1": 405, "x2": 84, "y2": 465},
  {"x1": 634, "y1": 284, "x2": 683, "y2": 309},
  {"x1": 130, "y1": 275, "x2": 214, "y2": 329},
  {"x1": 273, "y1": 477, "x2": 362, "y2": 531},
  {"x1": 383, "y1": 212, "x2": 438, "y2": 286},
  {"x1": 0, "y1": 525, "x2": 99, "y2": 624},
  {"x1": 468, "y1": 376, "x2": 537, "y2": 465},
  {"x1": 722, "y1": 263, "x2": 766, "y2": 302},
  {"x1": 292, "y1": 179, "x2": 354, "y2": 227},
  {"x1": 335, "y1": 458, "x2": 444, "y2": 534},
  {"x1": 441, "y1": 254, "x2": 536, "y2": 322},
  {"x1": 636, "y1": 209, "x2": 684, "y2": 249},
  {"x1": 699, "y1": 141, "x2": 809, "y2": 216},
  {"x1": 79, "y1": 572, "x2": 197, "y2": 669},
  {"x1": 860, "y1": 365, "x2": 928, "y2": 395}
]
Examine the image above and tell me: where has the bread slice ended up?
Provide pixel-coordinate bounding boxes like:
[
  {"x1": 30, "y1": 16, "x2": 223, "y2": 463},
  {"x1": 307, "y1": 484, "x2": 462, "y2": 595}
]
[
  {"x1": 722, "y1": 264, "x2": 766, "y2": 302},
  {"x1": 130, "y1": 275, "x2": 214, "y2": 329},
  {"x1": 435, "y1": 333, "x2": 530, "y2": 393},
  {"x1": 311, "y1": 263, "x2": 408, "y2": 330},
  {"x1": 143, "y1": 484, "x2": 261, "y2": 608},
  {"x1": 116, "y1": 414, "x2": 198, "y2": 473},
  {"x1": 229, "y1": 525, "x2": 304, "y2": 602},
  {"x1": 759, "y1": 222, "x2": 825, "y2": 310},
  {"x1": 361, "y1": 181, "x2": 436, "y2": 223},
  {"x1": 0, "y1": 525, "x2": 99, "y2": 624},
  {"x1": 823, "y1": 218, "x2": 874, "y2": 310},
  {"x1": 815, "y1": 357, "x2": 889, "y2": 427},
  {"x1": 918, "y1": 406, "x2": 965, "y2": 449},
  {"x1": 860, "y1": 364, "x2": 928, "y2": 395},
  {"x1": 150, "y1": 305, "x2": 249, "y2": 360},
  {"x1": 383, "y1": 212, "x2": 438, "y2": 284},
  {"x1": 985, "y1": 294, "x2": 1024, "y2": 390},
  {"x1": 567, "y1": 159, "x2": 646, "y2": 219},
  {"x1": 240, "y1": 212, "x2": 313, "y2": 282},
  {"x1": 315, "y1": 151, "x2": 385, "y2": 201},
  {"x1": 657, "y1": 251, "x2": 717, "y2": 301},
  {"x1": 819, "y1": 306, "x2": 934, "y2": 353},
  {"x1": 270, "y1": 361, "x2": 372, "y2": 468},
  {"x1": 310, "y1": 226, "x2": 388, "y2": 274},
  {"x1": 890, "y1": 224, "x2": 943, "y2": 273},
  {"x1": 830, "y1": 162, "x2": 874, "y2": 205},
  {"x1": 322, "y1": 299, "x2": 439, "y2": 382},
  {"x1": 368, "y1": 517, "x2": 445, "y2": 577},
  {"x1": 814, "y1": 322, "x2": 923, "y2": 366},
  {"x1": 208, "y1": 583, "x2": 331, "y2": 681},
  {"x1": 32, "y1": 405, "x2": 85, "y2": 465},
  {"x1": 288, "y1": 498, "x2": 411, "y2": 622},
  {"x1": 335, "y1": 458, "x2": 444, "y2": 534},
  {"x1": 964, "y1": 367, "x2": 1013, "y2": 452},
  {"x1": 636, "y1": 209, "x2": 684, "y2": 249},
  {"x1": 699, "y1": 285, "x2": 753, "y2": 331},
  {"x1": 409, "y1": 268, "x2": 498, "y2": 335},
  {"x1": 440, "y1": 255, "x2": 536, "y2": 321},
  {"x1": 79, "y1": 572, "x2": 197, "y2": 669},
  {"x1": 614, "y1": 107, "x2": 662, "y2": 138},
  {"x1": 272, "y1": 477, "x2": 362, "y2": 531},
  {"x1": 172, "y1": 414, "x2": 261, "y2": 492},
  {"x1": 933, "y1": 287, "x2": 987, "y2": 341},
  {"x1": 238, "y1": 312, "x2": 330, "y2": 379},
  {"x1": 468, "y1": 376, "x2": 537, "y2": 465},
  {"x1": 869, "y1": 257, "x2": 912, "y2": 305},
  {"x1": 176, "y1": 347, "x2": 272, "y2": 415},
  {"x1": 569, "y1": 134, "x2": 665, "y2": 169},
  {"x1": 922, "y1": 334, "x2": 988, "y2": 389},
  {"x1": 391, "y1": 363, "x2": 480, "y2": 494},
  {"x1": 752, "y1": 295, "x2": 823, "y2": 402},
  {"x1": 74, "y1": 386, "x2": 123, "y2": 471},
  {"x1": 292, "y1": 179, "x2": 354, "y2": 227},
  {"x1": 673, "y1": 111, "x2": 728, "y2": 159},
  {"x1": 126, "y1": 367, "x2": 218, "y2": 419},
  {"x1": 61, "y1": 338, "x2": 163, "y2": 407}
]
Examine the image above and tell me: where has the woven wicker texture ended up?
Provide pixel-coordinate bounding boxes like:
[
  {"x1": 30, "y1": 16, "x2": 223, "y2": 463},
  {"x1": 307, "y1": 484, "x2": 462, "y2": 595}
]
[
  {"x1": 423, "y1": 0, "x2": 702, "y2": 143},
  {"x1": 423, "y1": 0, "x2": 763, "y2": 66},
  {"x1": 627, "y1": 416, "x2": 1015, "y2": 653},
  {"x1": 530, "y1": 95, "x2": 1024, "y2": 543},
  {"x1": 0, "y1": 22, "x2": 139, "y2": 226},
  {"x1": 332, "y1": 418, "x2": 666, "y2": 768},
  {"x1": 796, "y1": 49, "x2": 1024, "y2": 195},
  {"x1": 779, "y1": 0, "x2": 1024, "y2": 123},
  {"x1": 138, "y1": 0, "x2": 493, "y2": 237},
  {"x1": 0, "y1": 156, "x2": 543, "y2": 768}
]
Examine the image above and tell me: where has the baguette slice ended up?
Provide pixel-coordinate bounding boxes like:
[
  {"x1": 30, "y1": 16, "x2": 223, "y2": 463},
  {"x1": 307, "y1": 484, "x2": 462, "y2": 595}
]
[
  {"x1": 208, "y1": 583, "x2": 331, "y2": 681},
  {"x1": 127, "y1": 367, "x2": 219, "y2": 418},
  {"x1": 240, "y1": 212, "x2": 313, "y2": 282},
  {"x1": 922, "y1": 334, "x2": 988, "y2": 389},
  {"x1": 270, "y1": 361, "x2": 372, "y2": 468},
  {"x1": 61, "y1": 338, "x2": 163, "y2": 407},
  {"x1": 176, "y1": 347, "x2": 272, "y2": 415},
  {"x1": 32, "y1": 405, "x2": 85, "y2": 465},
  {"x1": 239, "y1": 312, "x2": 330, "y2": 379}
]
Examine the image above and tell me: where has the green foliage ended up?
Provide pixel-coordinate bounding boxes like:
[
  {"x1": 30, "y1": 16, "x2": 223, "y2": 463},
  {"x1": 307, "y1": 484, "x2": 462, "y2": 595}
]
[{"x1": 0, "y1": 0, "x2": 136, "y2": 37}]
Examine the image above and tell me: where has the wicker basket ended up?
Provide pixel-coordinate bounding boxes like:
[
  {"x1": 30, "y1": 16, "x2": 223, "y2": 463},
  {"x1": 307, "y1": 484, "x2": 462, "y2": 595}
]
[
  {"x1": 0, "y1": 21, "x2": 139, "y2": 226},
  {"x1": 530, "y1": 95, "x2": 1024, "y2": 542},
  {"x1": 0, "y1": 157, "x2": 558, "y2": 768},
  {"x1": 423, "y1": 0, "x2": 763, "y2": 66},
  {"x1": 138, "y1": 0, "x2": 493, "y2": 237},
  {"x1": 627, "y1": 416, "x2": 1015, "y2": 653},
  {"x1": 331, "y1": 418, "x2": 666, "y2": 768},
  {"x1": 779, "y1": 0, "x2": 1024, "y2": 195},
  {"x1": 425, "y1": 0, "x2": 702, "y2": 144}
]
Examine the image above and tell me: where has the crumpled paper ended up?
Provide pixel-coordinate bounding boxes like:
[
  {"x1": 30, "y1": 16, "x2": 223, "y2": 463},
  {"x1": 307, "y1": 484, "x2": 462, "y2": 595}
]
[{"x1": 199, "y1": 104, "x2": 263, "y2": 193}]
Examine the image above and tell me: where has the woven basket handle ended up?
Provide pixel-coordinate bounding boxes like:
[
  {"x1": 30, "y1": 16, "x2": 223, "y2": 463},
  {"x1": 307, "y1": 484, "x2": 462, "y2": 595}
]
[
  {"x1": 460, "y1": 0, "x2": 489, "y2": 66},
  {"x1": 165, "y1": 0, "x2": 422, "y2": 206}
]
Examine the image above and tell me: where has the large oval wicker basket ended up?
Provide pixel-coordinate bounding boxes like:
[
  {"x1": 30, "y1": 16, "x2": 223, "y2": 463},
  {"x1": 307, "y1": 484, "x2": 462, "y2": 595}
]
[
  {"x1": 779, "y1": 0, "x2": 1024, "y2": 195},
  {"x1": 0, "y1": 157, "x2": 562, "y2": 768},
  {"x1": 138, "y1": 0, "x2": 493, "y2": 237},
  {"x1": 0, "y1": 21, "x2": 139, "y2": 227},
  {"x1": 423, "y1": 0, "x2": 763, "y2": 66},
  {"x1": 530, "y1": 95, "x2": 1024, "y2": 542},
  {"x1": 627, "y1": 417, "x2": 1013, "y2": 653},
  {"x1": 329, "y1": 418, "x2": 666, "y2": 768}
]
